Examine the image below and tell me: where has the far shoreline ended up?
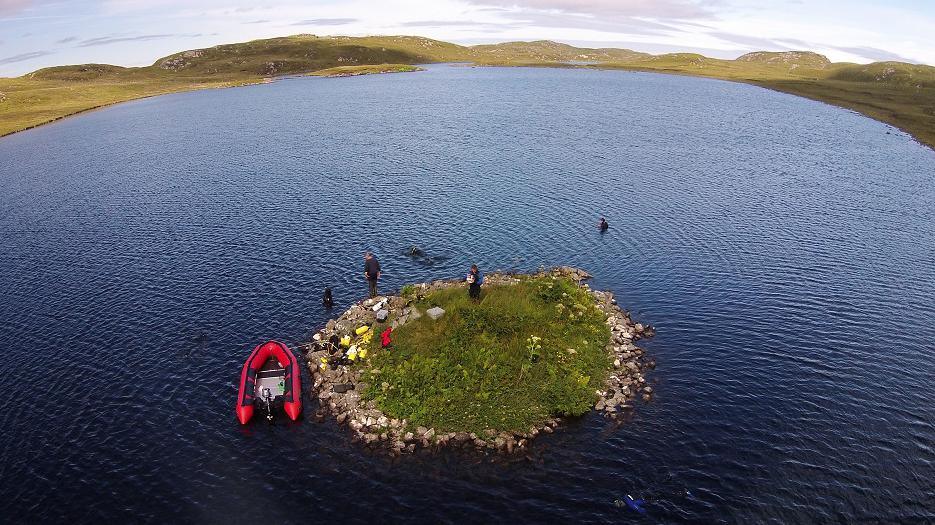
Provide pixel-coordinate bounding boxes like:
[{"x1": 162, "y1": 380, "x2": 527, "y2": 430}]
[{"x1": 1, "y1": 61, "x2": 932, "y2": 152}]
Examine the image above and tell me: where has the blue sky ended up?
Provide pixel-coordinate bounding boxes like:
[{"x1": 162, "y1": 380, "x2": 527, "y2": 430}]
[{"x1": 1, "y1": 0, "x2": 933, "y2": 76}]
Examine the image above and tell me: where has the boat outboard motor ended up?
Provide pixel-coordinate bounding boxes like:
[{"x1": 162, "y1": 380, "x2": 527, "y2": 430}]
[{"x1": 261, "y1": 387, "x2": 274, "y2": 421}]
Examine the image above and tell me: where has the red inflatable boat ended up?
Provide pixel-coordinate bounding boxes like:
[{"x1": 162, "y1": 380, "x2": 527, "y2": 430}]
[{"x1": 236, "y1": 341, "x2": 302, "y2": 424}]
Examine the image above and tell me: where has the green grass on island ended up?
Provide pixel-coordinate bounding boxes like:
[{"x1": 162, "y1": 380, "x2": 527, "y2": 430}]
[
  {"x1": 1, "y1": 35, "x2": 933, "y2": 150},
  {"x1": 360, "y1": 276, "x2": 611, "y2": 435},
  {"x1": 308, "y1": 63, "x2": 423, "y2": 77}
]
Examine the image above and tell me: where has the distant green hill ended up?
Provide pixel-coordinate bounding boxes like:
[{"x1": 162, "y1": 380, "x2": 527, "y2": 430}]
[
  {"x1": 1, "y1": 34, "x2": 933, "y2": 149},
  {"x1": 470, "y1": 39, "x2": 649, "y2": 63},
  {"x1": 826, "y1": 61, "x2": 935, "y2": 88},
  {"x1": 736, "y1": 51, "x2": 832, "y2": 70}
]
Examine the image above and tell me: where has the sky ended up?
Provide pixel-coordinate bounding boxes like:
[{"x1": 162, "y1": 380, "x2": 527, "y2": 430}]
[{"x1": 1, "y1": 0, "x2": 933, "y2": 76}]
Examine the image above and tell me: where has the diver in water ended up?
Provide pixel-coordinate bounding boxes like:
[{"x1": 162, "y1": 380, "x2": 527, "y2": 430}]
[
  {"x1": 322, "y1": 287, "x2": 334, "y2": 308},
  {"x1": 599, "y1": 217, "x2": 609, "y2": 232}
]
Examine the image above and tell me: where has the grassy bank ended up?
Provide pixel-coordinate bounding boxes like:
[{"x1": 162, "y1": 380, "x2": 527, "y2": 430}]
[
  {"x1": 1, "y1": 35, "x2": 933, "y2": 150},
  {"x1": 361, "y1": 276, "x2": 611, "y2": 434},
  {"x1": 751, "y1": 79, "x2": 935, "y2": 149},
  {"x1": 0, "y1": 35, "x2": 432, "y2": 137},
  {"x1": 594, "y1": 53, "x2": 935, "y2": 150},
  {"x1": 0, "y1": 73, "x2": 251, "y2": 136}
]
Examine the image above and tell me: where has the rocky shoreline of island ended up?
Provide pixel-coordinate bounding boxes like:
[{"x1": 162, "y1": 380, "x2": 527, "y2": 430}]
[{"x1": 301, "y1": 267, "x2": 655, "y2": 455}]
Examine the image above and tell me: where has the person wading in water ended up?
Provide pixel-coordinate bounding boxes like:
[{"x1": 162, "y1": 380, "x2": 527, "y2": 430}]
[
  {"x1": 467, "y1": 264, "x2": 483, "y2": 301},
  {"x1": 363, "y1": 252, "x2": 382, "y2": 299},
  {"x1": 599, "y1": 217, "x2": 609, "y2": 232}
]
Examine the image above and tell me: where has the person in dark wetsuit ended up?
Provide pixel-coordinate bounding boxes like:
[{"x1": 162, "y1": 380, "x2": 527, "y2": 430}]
[
  {"x1": 467, "y1": 264, "x2": 483, "y2": 300},
  {"x1": 363, "y1": 252, "x2": 381, "y2": 299},
  {"x1": 599, "y1": 217, "x2": 609, "y2": 232},
  {"x1": 322, "y1": 287, "x2": 334, "y2": 308}
]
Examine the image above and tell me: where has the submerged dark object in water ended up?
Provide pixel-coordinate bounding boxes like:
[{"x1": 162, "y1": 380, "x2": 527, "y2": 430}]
[
  {"x1": 402, "y1": 245, "x2": 450, "y2": 266},
  {"x1": 236, "y1": 341, "x2": 302, "y2": 424}
]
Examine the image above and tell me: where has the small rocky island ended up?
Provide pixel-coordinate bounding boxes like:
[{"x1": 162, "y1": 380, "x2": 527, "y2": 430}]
[
  {"x1": 303, "y1": 267, "x2": 655, "y2": 455},
  {"x1": 307, "y1": 63, "x2": 424, "y2": 78}
]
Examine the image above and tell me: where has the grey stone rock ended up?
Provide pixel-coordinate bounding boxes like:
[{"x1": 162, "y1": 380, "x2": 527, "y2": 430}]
[
  {"x1": 426, "y1": 307, "x2": 445, "y2": 320},
  {"x1": 376, "y1": 309, "x2": 389, "y2": 322}
]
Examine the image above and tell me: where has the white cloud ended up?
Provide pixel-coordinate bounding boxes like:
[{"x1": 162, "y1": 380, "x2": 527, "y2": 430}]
[{"x1": 467, "y1": 0, "x2": 716, "y2": 19}]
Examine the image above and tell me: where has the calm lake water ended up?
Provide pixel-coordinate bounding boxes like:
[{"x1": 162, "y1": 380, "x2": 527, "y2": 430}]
[{"x1": 1, "y1": 64, "x2": 933, "y2": 523}]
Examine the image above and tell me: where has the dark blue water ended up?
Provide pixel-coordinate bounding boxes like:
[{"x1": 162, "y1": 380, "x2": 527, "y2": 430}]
[{"x1": 1, "y1": 64, "x2": 934, "y2": 523}]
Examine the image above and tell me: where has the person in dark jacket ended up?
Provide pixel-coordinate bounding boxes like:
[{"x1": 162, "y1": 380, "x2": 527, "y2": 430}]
[
  {"x1": 364, "y1": 252, "x2": 381, "y2": 298},
  {"x1": 467, "y1": 264, "x2": 483, "y2": 300}
]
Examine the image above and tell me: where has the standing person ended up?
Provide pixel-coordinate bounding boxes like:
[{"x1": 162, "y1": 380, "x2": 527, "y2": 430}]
[
  {"x1": 467, "y1": 264, "x2": 483, "y2": 301},
  {"x1": 363, "y1": 252, "x2": 381, "y2": 299}
]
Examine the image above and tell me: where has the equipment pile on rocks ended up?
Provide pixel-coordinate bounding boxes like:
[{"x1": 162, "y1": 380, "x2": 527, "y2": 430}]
[{"x1": 302, "y1": 266, "x2": 655, "y2": 456}]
